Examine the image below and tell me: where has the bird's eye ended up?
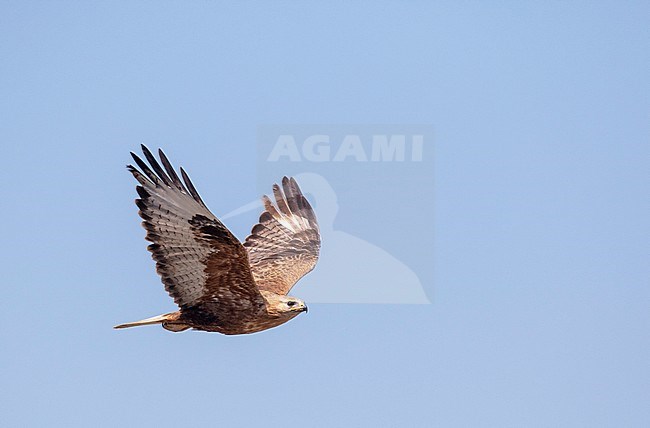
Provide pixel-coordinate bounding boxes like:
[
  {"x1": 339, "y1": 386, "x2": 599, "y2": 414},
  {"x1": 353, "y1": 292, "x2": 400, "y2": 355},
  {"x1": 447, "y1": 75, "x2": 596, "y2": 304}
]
[{"x1": 287, "y1": 301, "x2": 297, "y2": 307}]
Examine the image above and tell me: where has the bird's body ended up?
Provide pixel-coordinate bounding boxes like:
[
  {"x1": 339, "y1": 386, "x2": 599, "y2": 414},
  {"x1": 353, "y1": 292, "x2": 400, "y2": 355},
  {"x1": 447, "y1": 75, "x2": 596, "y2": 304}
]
[{"x1": 115, "y1": 146, "x2": 320, "y2": 335}]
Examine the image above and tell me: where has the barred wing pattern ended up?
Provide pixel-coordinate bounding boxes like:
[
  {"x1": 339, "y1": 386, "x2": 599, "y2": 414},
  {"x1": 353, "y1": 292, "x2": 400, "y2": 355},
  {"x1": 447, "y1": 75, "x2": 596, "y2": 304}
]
[
  {"x1": 129, "y1": 145, "x2": 265, "y2": 315},
  {"x1": 244, "y1": 177, "x2": 321, "y2": 295}
]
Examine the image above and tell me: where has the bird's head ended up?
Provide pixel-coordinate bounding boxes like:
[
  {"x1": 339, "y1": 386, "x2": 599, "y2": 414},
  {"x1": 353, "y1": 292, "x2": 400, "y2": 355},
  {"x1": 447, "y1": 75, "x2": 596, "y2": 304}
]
[{"x1": 261, "y1": 291, "x2": 308, "y2": 318}]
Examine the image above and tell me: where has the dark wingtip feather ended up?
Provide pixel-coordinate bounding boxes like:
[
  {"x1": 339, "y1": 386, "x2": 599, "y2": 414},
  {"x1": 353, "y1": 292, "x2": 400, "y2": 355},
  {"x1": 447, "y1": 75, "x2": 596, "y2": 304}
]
[
  {"x1": 289, "y1": 177, "x2": 302, "y2": 195},
  {"x1": 289, "y1": 177, "x2": 307, "y2": 211},
  {"x1": 272, "y1": 183, "x2": 291, "y2": 216},
  {"x1": 136, "y1": 185, "x2": 150, "y2": 199},
  {"x1": 281, "y1": 176, "x2": 291, "y2": 192},
  {"x1": 135, "y1": 198, "x2": 148, "y2": 212},
  {"x1": 282, "y1": 177, "x2": 300, "y2": 215},
  {"x1": 158, "y1": 149, "x2": 185, "y2": 192},
  {"x1": 130, "y1": 152, "x2": 161, "y2": 185},
  {"x1": 180, "y1": 167, "x2": 207, "y2": 208},
  {"x1": 141, "y1": 145, "x2": 172, "y2": 187}
]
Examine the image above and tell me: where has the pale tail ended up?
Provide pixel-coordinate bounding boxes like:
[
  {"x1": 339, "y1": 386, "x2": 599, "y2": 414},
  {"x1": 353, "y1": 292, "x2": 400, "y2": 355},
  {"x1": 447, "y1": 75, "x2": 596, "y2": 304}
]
[{"x1": 114, "y1": 312, "x2": 190, "y2": 332}]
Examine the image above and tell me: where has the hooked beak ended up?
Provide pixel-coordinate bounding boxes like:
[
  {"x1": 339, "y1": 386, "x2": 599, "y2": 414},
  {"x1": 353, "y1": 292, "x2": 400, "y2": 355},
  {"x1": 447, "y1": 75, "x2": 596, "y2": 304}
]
[{"x1": 301, "y1": 305, "x2": 308, "y2": 313}]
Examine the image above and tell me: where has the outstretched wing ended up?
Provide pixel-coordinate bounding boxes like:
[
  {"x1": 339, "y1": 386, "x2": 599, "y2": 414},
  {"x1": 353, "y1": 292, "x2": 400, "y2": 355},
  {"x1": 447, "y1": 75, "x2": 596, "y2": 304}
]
[
  {"x1": 128, "y1": 145, "x2": 265, "y2": 315},
  {"x1": 243, "y1": 177, "x2": 321, "y2": 295}
]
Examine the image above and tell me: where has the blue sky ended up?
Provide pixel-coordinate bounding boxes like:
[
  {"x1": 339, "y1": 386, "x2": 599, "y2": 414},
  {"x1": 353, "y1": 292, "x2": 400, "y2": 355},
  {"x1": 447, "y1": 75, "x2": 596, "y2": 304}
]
[{"x1": 1, "y1": 1, "x2": 648, "y2": 427}]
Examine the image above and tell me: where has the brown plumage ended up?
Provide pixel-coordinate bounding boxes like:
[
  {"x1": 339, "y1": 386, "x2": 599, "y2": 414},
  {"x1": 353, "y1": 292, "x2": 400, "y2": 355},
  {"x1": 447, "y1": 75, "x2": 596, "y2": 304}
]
[{"x1": 114, "y1": 145, "x2": 321, "y2": 335}]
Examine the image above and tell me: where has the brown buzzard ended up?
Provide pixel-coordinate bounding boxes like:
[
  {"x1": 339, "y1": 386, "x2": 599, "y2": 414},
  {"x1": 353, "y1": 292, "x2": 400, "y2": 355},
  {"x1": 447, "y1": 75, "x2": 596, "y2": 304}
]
[{"x1": 115, "y1": 146, "x2": 321, "y2": 334}]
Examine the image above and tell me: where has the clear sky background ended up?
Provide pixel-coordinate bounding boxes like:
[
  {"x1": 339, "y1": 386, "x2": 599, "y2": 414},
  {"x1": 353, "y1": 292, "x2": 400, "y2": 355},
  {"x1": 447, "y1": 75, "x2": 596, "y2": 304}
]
[{"x1": 1, "y1": 2, "x2": 648, "y2": 427}]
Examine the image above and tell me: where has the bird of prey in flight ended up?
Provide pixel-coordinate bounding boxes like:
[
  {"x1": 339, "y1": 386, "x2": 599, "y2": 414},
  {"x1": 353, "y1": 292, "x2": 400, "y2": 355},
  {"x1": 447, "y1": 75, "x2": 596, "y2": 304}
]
[{"x1": 115, "y1": 145, "x2": 321, "y2": 335}]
